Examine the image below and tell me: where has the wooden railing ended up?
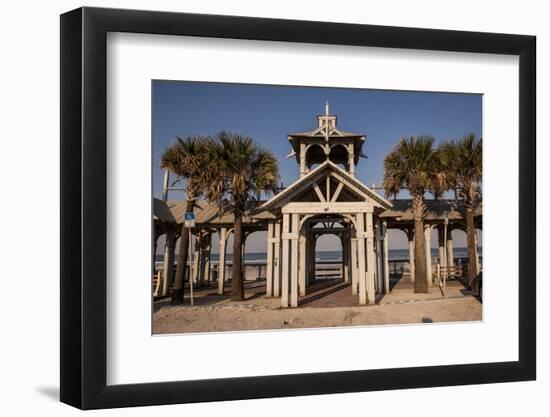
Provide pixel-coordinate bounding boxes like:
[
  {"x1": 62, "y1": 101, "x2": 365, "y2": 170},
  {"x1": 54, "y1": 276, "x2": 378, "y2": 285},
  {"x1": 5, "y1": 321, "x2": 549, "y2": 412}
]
[
  {"x1": 435, "y1": 264, "x2": 464, "y2": 296},
  {"x1": 154, "y1": 257, "x2": 478, "y2": 297}
]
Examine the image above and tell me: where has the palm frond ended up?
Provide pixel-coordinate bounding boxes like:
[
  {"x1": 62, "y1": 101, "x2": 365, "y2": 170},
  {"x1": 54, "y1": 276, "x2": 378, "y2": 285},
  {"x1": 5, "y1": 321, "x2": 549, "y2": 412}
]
[
  {"x1": 160, "y1": 135, "x2": 209, "y2": 199},
  {"x1": 437, "y1": 133, "x2": 482, "y2": 207},
  {"x1": 203, "y1": 131, "x2": 280, "y2": 214}
]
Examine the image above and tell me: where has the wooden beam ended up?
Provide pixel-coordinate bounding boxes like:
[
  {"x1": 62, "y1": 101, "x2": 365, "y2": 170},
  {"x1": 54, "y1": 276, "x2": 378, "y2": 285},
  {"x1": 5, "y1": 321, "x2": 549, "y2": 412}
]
[
  {"x1": 331, "y1": 182, "x2": 345, "y2": 202},
  {"x1": 313, "y1": 183, "x2": 326, "y2": 202},
  {"x1": 282, "y1": 202, "x2": 374, "y2": 214}
]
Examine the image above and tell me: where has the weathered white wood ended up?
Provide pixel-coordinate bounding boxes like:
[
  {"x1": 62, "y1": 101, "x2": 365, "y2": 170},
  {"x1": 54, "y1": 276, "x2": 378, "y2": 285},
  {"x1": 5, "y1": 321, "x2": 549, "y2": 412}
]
[
  {"x1": 217, "y1": 228, "x2": 227, "y2": 294},
  {"x1": 348, "y1": 145, "x2": 355, "y2": 176},
  {"x1": 366, "y1": 212, "x2": 376, "y2": 304},
  {"x1": 313, "y1": 183, "x2": 326, "y2": 202},
  {"x1": 273, "y1": 222, "x2": 281, "y2": 297},
  {"x1": 328, "y1": 171, "x2": 388, "y2": 207},
  {"x1": 300, "y1": 142, "x2": 306, "y2": 177},
  {"x1": 331, "y1": 182, "x2": 345, "y2": 202},
  {"x1": 326, "y1": 175, "x2": 330, "y2": 201},
  {"x1": 438, "y1": 230, "x2": 446, "y2": 268},
  {"x1": 299, "y1": 229, "x2": 306, "y2": 296},
  {"x1": 447, "y1": 236, "x2": 454, "y2": 267},
  {"x1": 266, "y1": 222, "x2": 274, "y2": 297},
  {"x1": 281, "y1": 214, "x2": 290, "y2": 307},
  {"x1": 408, "y1": 234, "x2": 415, "y2": 282},
  {"x1": 259, "y1": 160, "x2": 392, "y2": 211},
  {"x1": 282, "y1": 233, "x2": 299, "y2": 240},
  {"x1": 290, "y1": 213, "x2": 299, "y2": 307},
  {"x1": 282, "y1": 202, "x2": 373, "y2": 214},
  {"x1": 351, "y1": 238, "x2": 358, "y2": 295},
  {"x1": 357, "y1": 214, "x2": 367, "y2": 304},
  {"x1": 343, "y1": 234, "x2": 350, "y2": 283},
  {"x1": 375, "y1": 226, "x2": 383, "y2": 294}
]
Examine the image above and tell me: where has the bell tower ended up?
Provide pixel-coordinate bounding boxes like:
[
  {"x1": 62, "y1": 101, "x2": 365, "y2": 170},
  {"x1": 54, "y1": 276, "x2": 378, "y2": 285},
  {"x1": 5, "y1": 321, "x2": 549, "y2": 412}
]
[{"x1": 288, "y1": 102, "x2": 366, "y2": 178}]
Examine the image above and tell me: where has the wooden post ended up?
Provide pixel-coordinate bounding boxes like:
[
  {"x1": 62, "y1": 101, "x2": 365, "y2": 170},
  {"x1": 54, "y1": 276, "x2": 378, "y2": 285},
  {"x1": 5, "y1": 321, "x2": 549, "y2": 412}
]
[
  {"x1": 438, "y1": 226, "x2": 446, "y2": 268},
  {"x1": 273, "y1": 222, "x2": 281, "y2": 297},
  {"x1": 281, "y1": 214, "x2": 290, "y2": 307},
  {"x1": 366, "y1": 212, "x2": 376, "y2": 304},
  {"x1": 299, "y1": 227, "x2": 306, "y2": 296},
  {"x1": 383, "y1": 221, "x2": 390, "y2": 294},
  {"x1": 408, "y1": 231, "x2": 415, "y2": 282},
  {"x1": 348, "y1": 145, "x2": 355, "y2": 176},
  {"x1": 217, "y1": 228, "x2": 227, "y2": 295},
  {"x1": 266, "y1": 222, "x2": 274, "y2": 297},
  {"x1": 351, "y1": 237, "x2": 358, "y2": 295},
  {"x1": 300, "y1": 143, "x2": 306, "y2": 178},
  {"x1": 375, "y1": 223, "x2": 383, "y2": 294},
  {"x1": 202, "y1": 233, "x2": 212, "y2": 286},
  {"x1": 308, "y1": 232, "x2": 316, "y2": 284},
  {"x1": 447, "y1": 234, "x2": 454, "y2": 267},
  {"x1": 343, "y1": 232, "x2": 350, "y2": 283},
  {"x1": 357, "y1": 213, "x2": 367, "y2": 305},
  {"x1": 291, "y1": 213, "x2": 299, "y2": 307}
]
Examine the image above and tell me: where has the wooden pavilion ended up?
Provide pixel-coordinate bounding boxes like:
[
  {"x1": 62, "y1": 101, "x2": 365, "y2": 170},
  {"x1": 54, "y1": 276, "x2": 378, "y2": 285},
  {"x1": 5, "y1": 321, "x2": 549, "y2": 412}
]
[{"x1": 153, "y1": 105, "x2": 482, "y2": 307}]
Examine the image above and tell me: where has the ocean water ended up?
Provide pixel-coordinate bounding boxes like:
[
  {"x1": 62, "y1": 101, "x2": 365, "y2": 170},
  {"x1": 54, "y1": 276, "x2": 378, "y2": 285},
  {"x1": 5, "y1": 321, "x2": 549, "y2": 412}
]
[{"x1": 156, "y1": 247, "x2": 479, "y2": 263}]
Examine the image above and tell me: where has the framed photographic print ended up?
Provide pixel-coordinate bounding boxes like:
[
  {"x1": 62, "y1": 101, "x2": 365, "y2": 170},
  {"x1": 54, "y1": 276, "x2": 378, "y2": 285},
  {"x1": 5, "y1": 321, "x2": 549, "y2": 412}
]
[{"x1": 60, "y1": 6, "x2": 536, "y2": 410}]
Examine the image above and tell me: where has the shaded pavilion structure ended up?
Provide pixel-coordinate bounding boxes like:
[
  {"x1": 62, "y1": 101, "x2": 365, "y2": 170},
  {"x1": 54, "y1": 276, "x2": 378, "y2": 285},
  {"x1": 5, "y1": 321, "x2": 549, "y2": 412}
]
[{"x1": 154, "y1": 105, "x2": 482, "y2": 307}]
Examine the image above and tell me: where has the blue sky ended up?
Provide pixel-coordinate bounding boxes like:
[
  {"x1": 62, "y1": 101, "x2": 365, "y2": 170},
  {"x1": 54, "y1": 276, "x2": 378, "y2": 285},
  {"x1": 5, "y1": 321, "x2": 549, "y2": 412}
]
[{"x1": 153, "y1": 81, "x2": 481, "y2": 252}]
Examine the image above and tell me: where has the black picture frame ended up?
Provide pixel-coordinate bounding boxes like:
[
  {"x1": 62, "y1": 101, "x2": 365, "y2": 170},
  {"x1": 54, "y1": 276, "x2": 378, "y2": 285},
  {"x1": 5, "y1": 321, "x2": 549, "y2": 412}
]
[{"x1": 60, "y1": 6, "x2": 536, "y2": 410}]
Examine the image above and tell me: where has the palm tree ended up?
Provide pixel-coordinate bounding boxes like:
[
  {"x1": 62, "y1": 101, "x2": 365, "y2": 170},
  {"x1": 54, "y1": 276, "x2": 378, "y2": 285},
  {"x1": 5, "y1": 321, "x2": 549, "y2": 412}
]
[
  {"x1": 204, "y1": 132, "x2": 279, "y2": 301},
  {"x1": 160, "y1": 136, "x2": 208, "y2": 305},
  {"x1": 383, "y1": 136, "x2": 443, "y2": 293},
  {"x1": 438, "y1": 134, "x2": 482, "y2": 287}
]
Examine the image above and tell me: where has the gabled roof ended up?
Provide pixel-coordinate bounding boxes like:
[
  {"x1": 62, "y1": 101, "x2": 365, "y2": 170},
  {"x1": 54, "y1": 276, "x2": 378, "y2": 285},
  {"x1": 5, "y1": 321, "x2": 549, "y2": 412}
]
[{"x1": 256, "y1": 160, "x2": 393, "y2": 211}]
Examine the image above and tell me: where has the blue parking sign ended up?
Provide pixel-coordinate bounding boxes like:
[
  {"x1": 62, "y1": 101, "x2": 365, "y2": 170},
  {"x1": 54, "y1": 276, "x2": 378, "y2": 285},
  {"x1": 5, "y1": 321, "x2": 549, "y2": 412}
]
[{"x1": 184, "y1": 212, "x2": 195, "y2": 227}]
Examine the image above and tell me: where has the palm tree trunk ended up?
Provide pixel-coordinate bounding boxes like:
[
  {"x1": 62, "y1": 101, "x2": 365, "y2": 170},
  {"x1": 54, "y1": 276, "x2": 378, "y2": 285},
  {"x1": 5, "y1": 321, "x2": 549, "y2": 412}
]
[
  {"x1": 412, "y1": 194, "x2": 428, "y2": 293},
  {"x1": 465, "y1": 206, "x2": 478, "y2": 287},
  {"x1": 170, "y1": 199, "x2": 194, "y2": 305},
  {"x1": 231, "y1": 209, "x2": 245, "y2": 301}
]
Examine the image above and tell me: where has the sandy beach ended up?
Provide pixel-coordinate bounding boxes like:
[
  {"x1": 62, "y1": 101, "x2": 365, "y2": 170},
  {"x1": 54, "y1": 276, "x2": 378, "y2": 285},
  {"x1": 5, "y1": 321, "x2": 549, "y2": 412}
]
[{"x1": 153, "y1": 278, "x2": 482, "y2": 334}]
